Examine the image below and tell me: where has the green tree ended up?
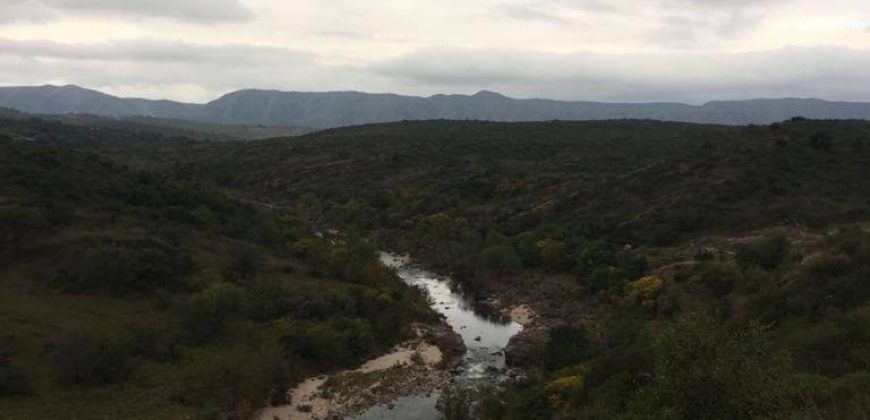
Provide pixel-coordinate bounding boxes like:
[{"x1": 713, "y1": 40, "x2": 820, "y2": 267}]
[
  {"x1": 179, "y1": 282, "x2": 244, "y2": 343},
  {"x1": 479, "y1": 245, "x2": 523, "y2": 274},
  {"x1": 626, "y1": 316, "x2": 790, "y2": 420},
  {"x1": 545, "y1": 325, "x2": 594, "y2": 371}
]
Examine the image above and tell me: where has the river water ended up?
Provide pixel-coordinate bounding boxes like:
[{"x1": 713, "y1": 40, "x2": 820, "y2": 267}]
[{"x1": 351, "y1": 254, "x2": 524, "y2": 420}]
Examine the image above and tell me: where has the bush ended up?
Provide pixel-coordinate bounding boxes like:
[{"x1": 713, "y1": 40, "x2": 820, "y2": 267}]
[
  {"x1": 625, "y1": 275, "x2": 663, "y2": 309},
  {"x1": 281, "y1": 318, "x2": 378, "y2": 368},
  {"x1": 545, "y1": 325, "x2": 594, "y2": 371},
  {"x1": 126, "y1": 325, "x2": 181, "y2": 362},
  {"x1": 48, "y1": 332, "x2": 130, "y2": 386},
  {"x1": 808, "y1": 131, "x2": 833, "y2": 150},
  {"x1": 0, "y1": 361, "x2": 28, "y2": 396},
  {"x1": 479, "y1": 245, "x2": 523, "y2": 273},
  {"x1": 736, "y1": 235, "x2": 791, "y2": 271},
  {"x1": 437, "y1": 385, "x2": 474, "y2": 420},
  {"x1": 231, "y1": 244, "x2": 260, "y2": 282},
  {"x1": 625, "y1": 316, "x2": 791, "y2": 419},
  {"x1": 61, "y1": 244, "x2": 186, "y2": 294},
  {"x1": 0, "y1": 205, "x2": 49, "y2": 256},
  {"x1": 178, "y1": 282, "x2": 245, "y2": 343},
  {"x1": 537, "y1": 239, "x2": 570, "y2": 272}
]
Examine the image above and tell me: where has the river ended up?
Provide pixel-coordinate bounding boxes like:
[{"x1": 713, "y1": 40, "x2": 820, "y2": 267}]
[{"x1": 349, "y1": 254, "x2": 524, "y2": 420}]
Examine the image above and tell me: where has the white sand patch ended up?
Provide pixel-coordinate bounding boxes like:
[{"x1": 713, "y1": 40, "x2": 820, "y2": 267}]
[
  {"x1": 258, "y1": 341, "x2": 442, "y2": 420},
  {"x1": 259, "y1": 376, "x2": 329, "y2": 420},
  {"x1": 359, "y1": 342, "x2": 442, "y2": 372},
  {"x1": 508, "y1": 304, "x2": 536, "y2": 326}
]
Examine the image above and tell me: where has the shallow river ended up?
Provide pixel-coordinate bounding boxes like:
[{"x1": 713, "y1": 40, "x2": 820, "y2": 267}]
[{"x1": 351, "y1": 254, "x2": 524, "y2": 420}]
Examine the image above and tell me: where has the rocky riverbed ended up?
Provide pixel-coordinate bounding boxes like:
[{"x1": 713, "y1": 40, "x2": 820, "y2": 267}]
[{"x1": 259, "y1": 322, "x2": 463, "y2": 420}]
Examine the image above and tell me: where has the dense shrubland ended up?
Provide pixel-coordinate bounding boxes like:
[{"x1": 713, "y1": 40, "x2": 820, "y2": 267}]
[
  {"x1": 3, "y1": 116, "x2": 870, "y2": 418},
  {"x1": 0, "y1": 135, "x2": 431, "y2": 419}
]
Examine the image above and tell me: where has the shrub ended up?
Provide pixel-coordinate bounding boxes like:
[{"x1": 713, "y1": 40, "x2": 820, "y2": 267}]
[
  {"x1": 479, "y1": 245, "x2": 523, "y2": 273},
  {"x1": 178, "y1": 282, "x2": 245, "y2": 343},
  {"x1": 126, "y1": 325, "x2": 181, "y2": 362},
  {"x1": 537, "y1": 239, "x2": 569, "y2": 272},
  {"x1": 437, "y1": 385, "x2": 474, "y2": 420},
  {"x1": 231, "y1": 244, "x2": 260, "y2": 282},
  {"x1": 0, "y1": 361, "x2": 28, "y2": 396},
  {"x1": 808, "y1": 131, "x2": 833, "y2": 150},
  {"x1": 736, "y1": 235, "x2": 791, "y2": 271},
  {"x1": 545, "y1": 368, "x2": 587, "y2": 408},
  {"x1": 48, "y1": 332, "x2": 130, "y2": 386},
  {"x1": 61, "y1": 244, "x2": 186, "y2": 294},
  {"x1": 545, "y1": 325, "x2": 594, "y2": 371},
  {"x1": 689, "y1": 262, "x2": 740, "y2": 297},
  {"x1": 625, "y1": 316, "x2": 791, "y2": 419},
  {"x1": 625, "y1": 275, "x2": 664, "y2": 309},
  {"x1": 0, "y1": 205, "x2": 49, "y2": 256},
  {"x1": 574, "y1": 240, "x2": 617, "y2": 274}
]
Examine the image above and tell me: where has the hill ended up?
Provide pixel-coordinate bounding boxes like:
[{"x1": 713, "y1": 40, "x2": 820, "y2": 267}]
[
  {"x1": 0, "y1": 129, "x2": 433, "y2": 419},
  {"x1": 4, "y1": 85, "x2": 870, "y2": 128},
  {"x1": 165, "y1": 118, "x2": 870, "y2": 419},
  {"x1": 2, "y1": 116, "x2": 869, "y2": 419},
  {"x1": 48, "y1": 114, "x2": 313, "y2": 141}
]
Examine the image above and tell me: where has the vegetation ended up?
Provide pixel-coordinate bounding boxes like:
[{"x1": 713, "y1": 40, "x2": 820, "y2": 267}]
[
  {"x1": 0, "y1": 131, "x2": 431, "y2": 419},
  {"x1": 3, "y1": 114, "x2": 870, "y2": 418}
]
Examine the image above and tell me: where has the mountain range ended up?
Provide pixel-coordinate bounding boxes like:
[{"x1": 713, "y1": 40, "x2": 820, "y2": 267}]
[{"x1": 3, "y1": 84, "x2": 870, "y2": 128}]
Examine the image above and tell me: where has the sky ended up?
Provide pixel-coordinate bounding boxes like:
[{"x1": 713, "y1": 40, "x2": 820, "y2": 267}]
[{"x1": 1, "y1": 0, "x2": 869, "y2": 103}]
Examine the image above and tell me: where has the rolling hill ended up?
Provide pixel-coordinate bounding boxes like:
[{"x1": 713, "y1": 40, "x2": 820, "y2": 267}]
[{"x1": 4, "y1": 84, "x2": 870, "y2": 128}]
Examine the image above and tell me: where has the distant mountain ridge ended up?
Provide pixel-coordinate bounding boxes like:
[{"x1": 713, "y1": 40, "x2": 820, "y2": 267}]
[{"x1": 3, "y1": 84, "x2": 870, "y2": 128}]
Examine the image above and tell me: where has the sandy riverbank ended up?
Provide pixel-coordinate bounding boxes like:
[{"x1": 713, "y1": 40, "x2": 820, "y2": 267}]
[{"x1": 258, "y1": 323, "x2": 461, "y2": 420}]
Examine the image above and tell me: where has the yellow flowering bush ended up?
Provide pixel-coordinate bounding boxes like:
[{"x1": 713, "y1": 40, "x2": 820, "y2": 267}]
[{"x1": 626, "y1": 275, "x2": 664, "y2": 309}]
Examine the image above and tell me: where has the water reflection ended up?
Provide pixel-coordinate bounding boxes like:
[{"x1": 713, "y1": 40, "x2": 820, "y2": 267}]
[{"x1": 352, "y1": 254, "x2": 523, "y2": 419}]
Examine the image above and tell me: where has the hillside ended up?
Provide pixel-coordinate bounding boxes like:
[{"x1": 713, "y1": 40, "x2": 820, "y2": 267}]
[
  {"x1": 0, "y1": 132, "x2": 434, "y2": 419},
  {"x1": 2, "y1": 116, "x2": 869, "y2": 419},
  {"x1": 48, "y1": 114, "x2": 313, "y2": 141},
  {"x1": 162, "y1": 118, "x2": 870, "y2": 419},
  {"x1": 4, "y1": 85, "x2": 870, "y2": 128}
]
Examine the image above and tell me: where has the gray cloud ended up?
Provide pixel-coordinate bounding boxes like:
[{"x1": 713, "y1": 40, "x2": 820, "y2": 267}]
[
  {"x1": 4, "y1": 37, "x2": 870, "y2": 104},
  {"x1": 0, "y1": 37, "x2": 370, "y2": 102},
  {"x1": 0, "y1": 38, "x2": 312, "y2": 65},
  {"x1": 0, "y1": 0, "x2": 253, "y2": 24},
  {"x1": 498, "y1": 5, "x2": 569, "y2": 24},
  {"x1": 372, "y1": 45, "x2": 870, "y2": 103}
]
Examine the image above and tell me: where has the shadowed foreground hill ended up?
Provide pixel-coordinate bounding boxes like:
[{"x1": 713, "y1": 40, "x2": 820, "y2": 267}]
[{"x1": 0, "y1": 134, "x2": 431, "y2": 419}]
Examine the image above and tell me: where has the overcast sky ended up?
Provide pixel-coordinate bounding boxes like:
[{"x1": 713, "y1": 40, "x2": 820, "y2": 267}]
[{"x1": 1, "y1": 0, "x2": 869, "y2": 103}]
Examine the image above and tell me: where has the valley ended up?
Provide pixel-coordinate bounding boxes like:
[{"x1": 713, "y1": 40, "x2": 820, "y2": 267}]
[{"x1": 2, "y1": 114, "x2": 870, "y2": 419}]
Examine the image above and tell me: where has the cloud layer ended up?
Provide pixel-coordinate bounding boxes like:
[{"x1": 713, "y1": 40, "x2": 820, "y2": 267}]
[
  {"x1": 0, "y1": 0, "x2": 253, "y2": 24},
  {"x1": 0, "y1": 0, "x2": 868, "y2": 102}
]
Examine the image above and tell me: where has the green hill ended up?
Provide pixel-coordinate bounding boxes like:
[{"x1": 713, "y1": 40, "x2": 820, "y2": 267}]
[
  {"x1": 0, "y1": 133, "x2": 431, "y2": 419},
  {"x1": 2, "y1": 116, "x2": 869, "y2": 419}
]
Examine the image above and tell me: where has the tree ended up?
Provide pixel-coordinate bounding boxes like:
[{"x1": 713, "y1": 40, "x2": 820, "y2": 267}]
[
  {"x1": 626, "y1": 316, "x2": 790, "y2": 419},
  {"x1": 545, "y1": 325, "x2": 594, "y2": 371},
  {"x1": 179, "y1": 282, "x2": 244, "y2": 343},
  {"x1": 537, "y1": 239, "x2": 569, "y2": 272},
  {"x1": 479, "y1": 245, "x2": 523, "y2": 274}
]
